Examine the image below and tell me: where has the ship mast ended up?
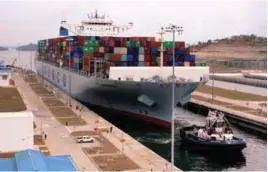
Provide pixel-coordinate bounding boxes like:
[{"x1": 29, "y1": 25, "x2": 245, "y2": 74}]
[{"x1": 158, "y1": 27, "x2": 165, "y2": 78}]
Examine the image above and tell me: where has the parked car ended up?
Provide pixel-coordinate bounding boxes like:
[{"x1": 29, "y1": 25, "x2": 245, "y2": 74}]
[{"x1": 75, "y1": 136, "x2": 94, "y2": 143}]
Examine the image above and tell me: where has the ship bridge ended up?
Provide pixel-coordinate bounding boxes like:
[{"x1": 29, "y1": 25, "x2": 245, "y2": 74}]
[{"x1": 59, "y1": 10, "x2": 133, "y2": 36}]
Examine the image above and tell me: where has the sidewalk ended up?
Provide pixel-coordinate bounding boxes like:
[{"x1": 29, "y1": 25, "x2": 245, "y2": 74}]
[
  {"x1": 15, "y1": 72, "x2": 180, "y2": 171},
  {"x1": 13, "y1": 73, "x2": 100, "y2": 171}
]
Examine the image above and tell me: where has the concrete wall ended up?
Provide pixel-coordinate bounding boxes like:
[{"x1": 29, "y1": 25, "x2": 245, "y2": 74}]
[
  {"x1": 0, "y1": 112, "x2": 33, "y2": 152},
  {"x1": 0, "y1": 72, "x2": 11, "y2": 86},
  {"x1": 109, "y1": 66, "x2": 210, "y2": 82}
]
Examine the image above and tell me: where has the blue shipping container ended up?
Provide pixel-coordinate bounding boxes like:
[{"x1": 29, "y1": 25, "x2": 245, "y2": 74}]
[
  {"x1": 115, "y1": 40, "x2": 121, "y2": 47},
  {"x1": 109, "y1": 47, "x2": 114, "y2": 53},
  {"x1": 150, "y1": 48, "x2": 157, "y2": 55},
  {"x1": 127, "y1": 54, "x2": 133, "y2": 61},
  {"x1": 75, "y1": 47, "x2": 83, "y2": 53},
  {"x1": 104, "y1": 40, "x2": 110, "y2": 47}
]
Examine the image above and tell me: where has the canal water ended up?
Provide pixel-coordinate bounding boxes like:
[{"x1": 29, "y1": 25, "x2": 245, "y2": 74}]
[
  {"x1": 94, "y1": 107, "x2": 267, "y2": 171},
  {"x1": 2, "y1": 51, "x2": 267, "y2": 171}
]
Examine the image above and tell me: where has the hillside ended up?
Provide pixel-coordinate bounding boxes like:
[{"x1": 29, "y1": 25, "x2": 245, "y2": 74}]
[
  {"x1": 0, "y1": 46, "x2": 8, "y2": 51},
  {"x1": 192, "y1": 34, "x2": 267, "y2": 60},
  {"x1": 16, "y1": 44, "x2": 37, "y2": 51}
]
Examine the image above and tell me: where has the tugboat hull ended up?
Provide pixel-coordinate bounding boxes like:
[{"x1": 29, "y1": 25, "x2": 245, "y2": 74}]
[{"x1": 180, "y1": 126, "x2": 247, "y2": 152}]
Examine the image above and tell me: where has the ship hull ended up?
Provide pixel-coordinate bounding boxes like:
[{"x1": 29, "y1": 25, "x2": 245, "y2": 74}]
[{"x1": 35, "y1": 60, "x2": 205, "y2": 128}]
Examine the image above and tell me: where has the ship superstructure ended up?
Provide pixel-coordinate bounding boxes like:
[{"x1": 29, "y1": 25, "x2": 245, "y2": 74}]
[{"x1": 35, "y1": 11, "x2": 209, "y2": 128}]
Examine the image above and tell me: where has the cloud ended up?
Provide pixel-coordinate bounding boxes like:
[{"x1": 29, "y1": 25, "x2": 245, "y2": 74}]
[{"x1": 0, "y1": 0, "x2": 266, "y2": 46}]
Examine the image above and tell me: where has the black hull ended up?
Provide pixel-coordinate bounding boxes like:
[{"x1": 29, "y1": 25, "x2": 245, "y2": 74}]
[{"x1": 180, "y1": 126, "x2": 247, "y2": 153}]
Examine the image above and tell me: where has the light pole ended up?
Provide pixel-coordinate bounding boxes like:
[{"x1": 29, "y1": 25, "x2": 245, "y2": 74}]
[
  {"x1": 18, "y1": 42, "x2": 20, "y2": 69},
  {"x1": 66, "y1": 37, "x2": 73, "y2": 106},
  {"x1": 212, "y1": 72, "x2": 214, "y2": 104},
  {"x1": 165, "y1": 24, "x2": 183, "y2": 171}
]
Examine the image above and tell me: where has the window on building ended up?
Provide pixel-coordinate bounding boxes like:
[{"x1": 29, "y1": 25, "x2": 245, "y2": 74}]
[{"x1": 2, "y1": 75, "x2": 8, "y2": 80}]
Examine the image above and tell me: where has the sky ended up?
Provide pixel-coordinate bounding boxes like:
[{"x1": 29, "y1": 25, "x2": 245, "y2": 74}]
[{"x1": 0, "y1": 0, "x2": 267, "y2": 46}]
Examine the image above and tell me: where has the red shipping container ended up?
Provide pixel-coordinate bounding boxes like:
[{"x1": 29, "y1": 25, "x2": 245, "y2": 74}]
[
  {"x1": 150, "y1": 62, "x2": 158, "y2": 66},
  {"x1": 190, "y1": 62, "x2": 195, "y2": 66},
  {"x1": 83, "y1": 65, "x2": 89, "y2": 71},
  {"x1": 167, "y1": 48, "x2": 173, "y2": 54},
  {"x1": 94, "y1": 47, "x2": 99, "y2": 53},
  {"x1": 109, "y1": 40, "x2": 115, "y2": 47},
  {"x1": 109, "y1": 54, "x2": 121, "y2": 61},
  {"x1": 179, "y1": 62, "x2": 184, "y2": 66},
  {"x1": 83, "y1": 59, "x2": 89, "y2": 65},
  {"x1": 175, "y1": 41, "x2": 185, "y2": 48},
  {"x1": 144, "y1": 48, "x2": 150, "y2": 55},
  {"x1": 101, "y1": 36, "x2": 112, "y2": 41},
  {"x1": 144, "y1": 55, "x2": 151, "y2": 62},
  {"x1": 144, "y1": 62, "x2": 150, "y2": 66},
  {"x1": 185, "y1": 47, "x2": 191, "y2": 55},
  {"x1": 104, "y1": 47, "x2": 109, "y2": 53},
  {"x1": 99, "y1": 40, "x2": 105, "y2": 46},
  {"x1": 149, "y1": 41, "x2": 161, "y2": 47}
]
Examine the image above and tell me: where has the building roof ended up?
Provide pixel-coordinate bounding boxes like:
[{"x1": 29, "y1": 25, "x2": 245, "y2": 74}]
[
  {"x1": 0, "y1": 111, "x2": 33, "y2": 118},
  {"x1": 0, "y1": 149, "x2": 77, "y2": 171}
]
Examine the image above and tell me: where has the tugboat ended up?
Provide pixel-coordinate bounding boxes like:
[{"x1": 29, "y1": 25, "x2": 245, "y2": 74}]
[{"x1": 180, "y1": 110, "x2": 247, "y2": 152}]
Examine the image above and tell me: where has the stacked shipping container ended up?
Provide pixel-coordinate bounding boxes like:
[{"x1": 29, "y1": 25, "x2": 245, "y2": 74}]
[{"x1": 38, "y1": 36, "x2": 200, "y2": 76}]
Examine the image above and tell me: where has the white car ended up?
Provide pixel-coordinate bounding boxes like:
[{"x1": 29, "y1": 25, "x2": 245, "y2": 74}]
[{"x1": 75, "y1": 136, "x2": 94, "y2": 143}]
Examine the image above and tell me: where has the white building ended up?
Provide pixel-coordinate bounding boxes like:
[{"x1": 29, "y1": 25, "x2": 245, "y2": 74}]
[
  {"x1": 0, "y1": 67, "x2": 12, "y2": 86},
  {"x1": 0, "y1": 111, "x2": 33, "y2": 152}
]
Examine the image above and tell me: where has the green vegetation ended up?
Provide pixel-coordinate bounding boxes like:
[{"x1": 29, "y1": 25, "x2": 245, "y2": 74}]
[
  {"x1": 193, "y1": 34, "x2": 267, "y2": 49},
  {"x1": 0, "y1": 46, "x2": 8, "y2": 51},
  {"x1": 196, "y1": 85, "x2": 267, "y2": 101}
]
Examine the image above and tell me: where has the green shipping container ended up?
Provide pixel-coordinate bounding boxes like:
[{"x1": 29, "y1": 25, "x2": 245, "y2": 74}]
[
  {"x1": 121, "y1": 54, "x2": 127, "y2": 61},
  {"x1": 94, "y1": 40, "x2": 99, "y2": 47},
  {"x1": 83, "y1": 46, "x2": 94, "y2": 53},
  {"x1": 156, "y1": 56, "x2": 160, "y2": 63},
  {"x1": 125, "y1": 41, "x2": 130, "y2": 47},
  {"x1": 139, "y1": 47, "x2": 144, "y2": 54},
  {"x1": 136, "y1": 41, "x2": 141, "y2": 48},
  {"x1": 104, "y1": 53, "x2": 109, "y2": 60},
  {"x1": 164, "y1": 41, "x2": 174, "y2": 48}
]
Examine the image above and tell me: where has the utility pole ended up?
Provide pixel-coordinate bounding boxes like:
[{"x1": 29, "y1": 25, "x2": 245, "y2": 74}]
[
  {"x1": 66, "y1": 37, "x2": 73, "y2": 106},
  {"x1": 18, "y1": 42, "x2": 20, "y2": 69},
  {"x1": 212, "y1": 72, "x2": 214, "y2": 104},
  {"x1": 165, "y1": 24, "x2": 183, "y2": 171}
]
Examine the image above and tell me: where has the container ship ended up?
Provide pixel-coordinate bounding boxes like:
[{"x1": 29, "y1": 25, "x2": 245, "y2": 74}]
[{"x1": 35, "y1": 11, "x2": 209, "y2": 129}]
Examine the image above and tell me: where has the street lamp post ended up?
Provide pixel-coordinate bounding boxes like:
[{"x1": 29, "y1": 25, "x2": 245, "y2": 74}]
[
  {"x1": 66, "y1": 37, "x2": 73, "y2": 106},
  {"x1": 18, "y1": 42, "x2": 20, "y2": 69},
  {"x1": 165, "y1": 24, "x2": 183, "y2": 171}
]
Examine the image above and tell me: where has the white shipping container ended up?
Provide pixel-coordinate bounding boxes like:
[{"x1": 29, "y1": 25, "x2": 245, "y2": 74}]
[
  {"x1": 184, "y1": 62, "x2": 190, "y2": 66},
  {"x1": 114, "y1": 47, "x2": 127, "y2": 54},
  {"x1": 99, "y1": 47, "x2": 104, "y2": 53},
  {"x1": 138, "y1": 55, "x2": 144, "y2": 61},
  {"x1": 109, "y1": 66, "x2": 209, "y2": 82},
  {"x1": 0, "y1": 112, "x2": 34, "y2": 152}
]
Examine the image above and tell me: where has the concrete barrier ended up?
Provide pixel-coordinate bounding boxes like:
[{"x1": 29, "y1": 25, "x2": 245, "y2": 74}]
[{"x1": 210, "y1": 75, "x2": 267, "y2": 88}]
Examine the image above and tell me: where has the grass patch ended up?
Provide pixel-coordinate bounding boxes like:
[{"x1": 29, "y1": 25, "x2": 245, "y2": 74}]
[
  {"x1": 34, "y1": 135, "x2": 45, "y2": 145},
  {"x1": 91, "y1": 154, "x2": 140, "y2": 171},
  {"x1": 82, "y1": 137, "x2": 120, "y2": 155},
  {"x1": 39, "y1": 146, "x2": 50, "y2": 156},
  {"x1": 192, "y1": 95, "x2": 267, "y2": 117},
  {"x1": 71, "y1": 131, "x2": 98, "y2": 137},
  {"x1": 0, "y1": 152, "x2": 16, "y2": 158},
  {"x1": 196, "y1": 85, "x2": 266, "y2": 101}
]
